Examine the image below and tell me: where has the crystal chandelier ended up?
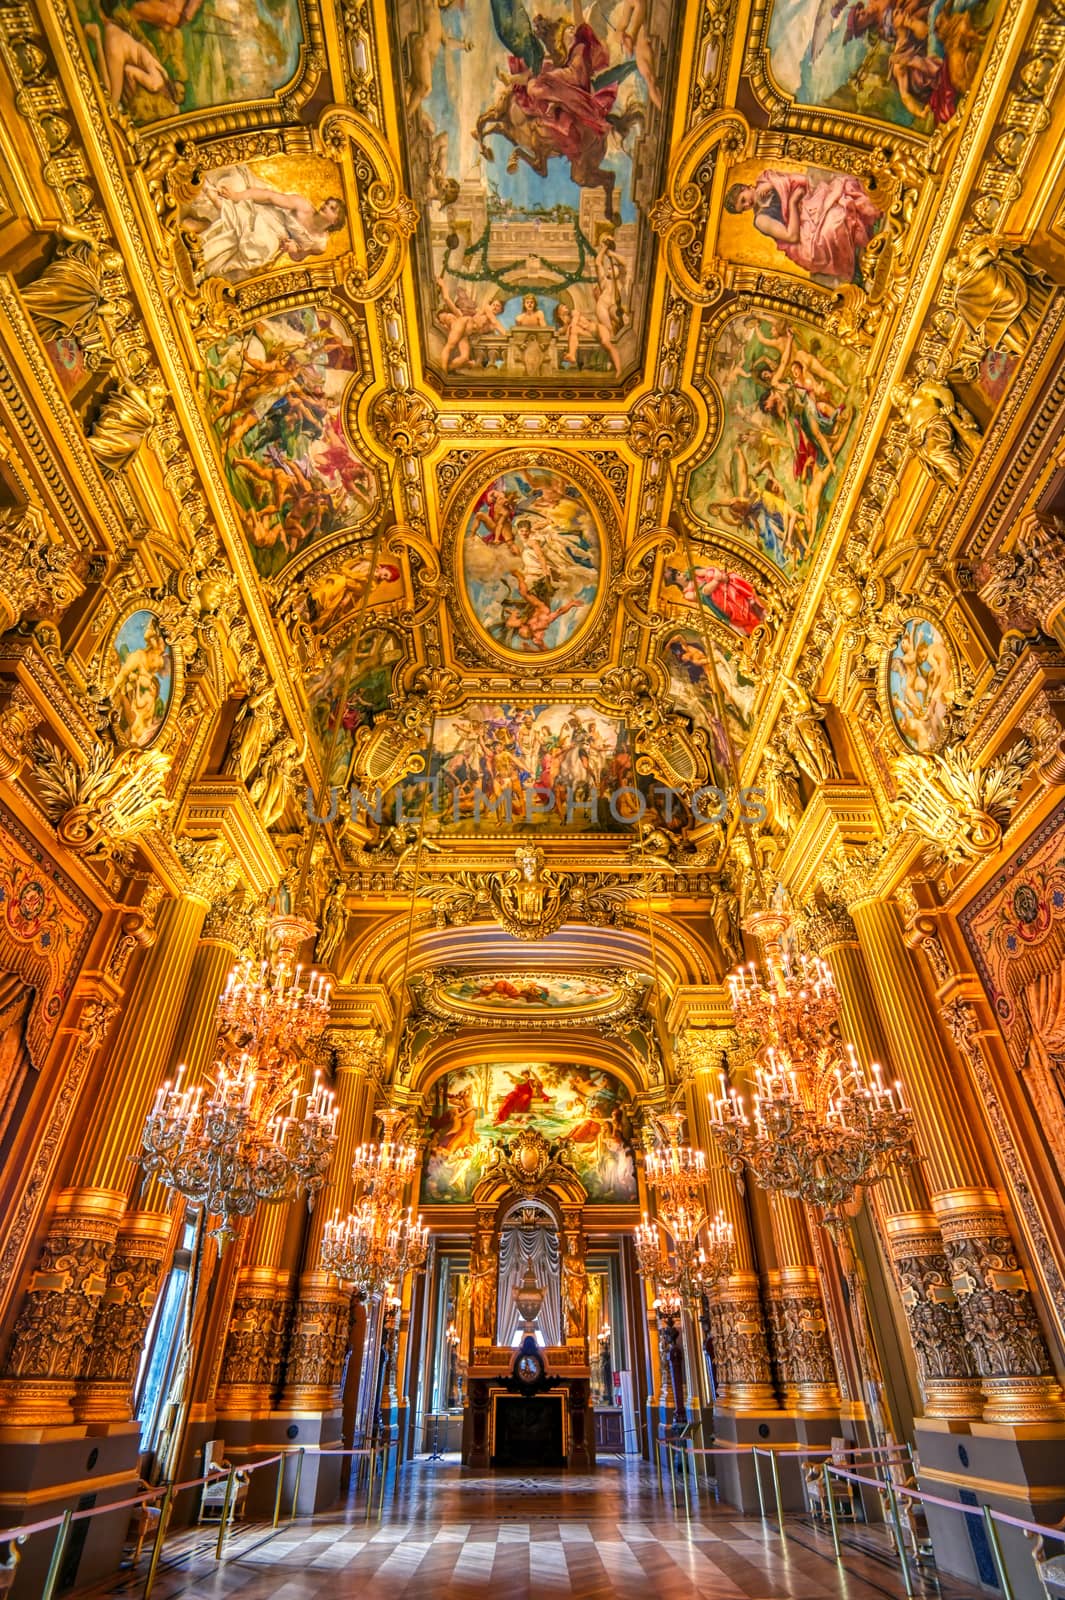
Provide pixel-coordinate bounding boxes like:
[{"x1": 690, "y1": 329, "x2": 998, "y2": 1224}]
[
  {"x1": 635, "y1": 1111, "x2": 734, "y2": 1299},
  {"x1": 321, "y1": 1200, "x2": 429, "y2": 1300},
  {"x1": 708, "y1": 947, "x2": 916, "y2": 1228},
  {"x1": 320, "y1": 1107, "x2": 429, "y2": 1297},
  {"x1": 138, "y1": 919, "x2": 337, "y2": 1243}
]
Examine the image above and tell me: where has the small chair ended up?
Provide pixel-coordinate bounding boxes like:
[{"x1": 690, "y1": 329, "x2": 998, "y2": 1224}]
[
  {"x1": 805, "y1": 1437, "x2": 858, "y2": 1523},
  {"x1": 1029, "y1": 1517, "x2": 1065, "y2": 1599},
  {"x1": 880, "y1": 1458, "x2": 932, "y2": 1564},
  {"x1": 127, "y1": 1480, "x2": 162, "y2": 1565},
  {"x1": 198, "y1": 1440, "x2": 249, "y2": 1523}
]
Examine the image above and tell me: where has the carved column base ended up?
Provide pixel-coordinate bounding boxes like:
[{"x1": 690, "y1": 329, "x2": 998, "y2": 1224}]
[
  {"x1": 933, "y1": 1189, "x2": 1065, "y2": 1424},
  {"x1": 981, "y1": 1376, "x2": 1065, "y2": 1425},
  {"x1": 216, "y1": 1266, "x2": 291, "y2": 1416},
  {"x1": 76, "y1": 1211, "x2": 173, "y2": 1423},
  {"x1": 277, "y1": 1273, "x2": 349, "y2": 1415},
  {"x1": 883, "y1": 1212, "x2": 984, "y2": 1421},
  {"x1": 708, "y1": 1273, "x2": 778, "y2": 1413},
  {"x1": 765, "y1": 1267, "x2": 841, "y2": 1415},
  {"x1": 0, "y1": 1188, "x2": 126, "y2": 1423}
]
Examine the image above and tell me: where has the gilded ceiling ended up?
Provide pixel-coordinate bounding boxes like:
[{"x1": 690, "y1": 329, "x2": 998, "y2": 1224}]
[{"x1": 2, "y1": 0, "x2": 1064, "y2": 1069}]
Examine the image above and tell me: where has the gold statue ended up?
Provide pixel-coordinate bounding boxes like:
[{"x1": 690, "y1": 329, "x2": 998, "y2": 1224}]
[
  {"x1": 943, "y1": 239, "x2": 1053, "y2": 360},
  {"x1": 248, "y1": 733, "x2": 307, "y2": 831},
  {"x1": 893, "y1": 378, "x2": 982, "y2": 490},
  {"x1": 20, "y1": 227, "x2": 121, "y2": 357},
  {"x1": 780, "y1": 676, "x2": 838, "y2": 785},
  {"x1": 315, "y1": 878, "x2": 348, "y2": 971},
  {"x1": 88, "y1": 377, "x2": 166, "y2": 476}
]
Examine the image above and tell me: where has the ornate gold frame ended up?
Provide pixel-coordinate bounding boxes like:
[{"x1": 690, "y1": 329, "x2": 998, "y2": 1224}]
[{"x1": 441, "y1": 448, "x2": 621, "y2": 673}]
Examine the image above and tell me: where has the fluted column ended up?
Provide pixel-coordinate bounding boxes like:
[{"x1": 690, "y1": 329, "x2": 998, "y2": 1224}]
[
  {"x1": 0, "y1": 893, "x2": 209, "y2": 1423},
  {"x1": 685, "y1": 1055, "x2": 776, "y2": 1411},
  {"x1": 77, "y1": 920, "x2": 243, "y2": 1422},
  {"x1": 276, "y1": 1049, "x2": 375, "y2": 1414},
  {"x1": 808, "y1": 902, "x2": 982, "y2": 1420},
  {"x1": 853, "y1": 896, "x2": 1064, "y2": 1423},
  {"x1": 764, "y1": 1197, "x2": 840, "y2": 1414}
]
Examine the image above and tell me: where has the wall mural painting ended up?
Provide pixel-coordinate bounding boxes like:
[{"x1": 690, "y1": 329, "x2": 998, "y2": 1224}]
[
  {"x1": 204, "y1": 309, "x2": 374, "y2": 579},
  {"x1": 307, "y1": 626, "x2": 404, "y2": 784},
  {"x1": 76, "y1": 0, "x2": 303, "y2": 121},
  {"x1": 421, "y1": 1063, "x2": 638, "y2": 1202},
  {"x1": 424, "y1": 702, "x2": 633, "y2": 834},
  {"x1": 660, "y1": 560, "x2": 769, "y2": 637},
  {"x1": 661, "y1": 626, "x2": 756, "y2": 770},
  {"x1": 106, "y1": 610, "x2": 175, "y2": 748},
  {"x1": 180, "y1": 157, "x2": 349, "y2": 284},
  {"x1": 766, "y1": 0, "x2": 996, "y2": 132},
  {"x1": 887, "y1": 617, "x2": 954, "y2": 753},
  {"x1": 439, "y1": 973, "x2": 621, "y2": 1013},
  {"x1": 392, "y1": 0, "x2": 679, "y2": 385},
  {"x1": 719, "y1": 160, "x2": 883, "y2": 289},
  {"x1": 959, "y1": 797, "x2": 1065, "y2": 1172},
  {"x1": 686, "y1": 314, "x2": 864, "y2": 578},
  {"x1": 459, "y1": 468, "x2": 602, "y2": 656}
]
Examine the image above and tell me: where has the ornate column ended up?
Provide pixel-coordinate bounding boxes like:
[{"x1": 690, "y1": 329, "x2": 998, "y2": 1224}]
[
  {"x1": 764, "y1": 1198, "x2": 840, "y2": 1414},
  {"x1": 684, "y1": 1051, "x2": 777, "y2": 1412},
  {"x1": 78, "y1": 891, "x2": 249, "y2": 1423},
  {"x1": 806, "y1": 900, "x2": 982, "y2": 1421},
  {"x1": 853, "y1": 895, "x2": 1064, "y2": 1423},
  {"x1": 214, "y1": 1206, "x2": 295, "y2": 1418},
  {"x1": 0, "y1": 893, "x2": 208, "y2": 1424},
  {"x1": 276, "y1": 1041, "x2": 377, "y2": 1415}
]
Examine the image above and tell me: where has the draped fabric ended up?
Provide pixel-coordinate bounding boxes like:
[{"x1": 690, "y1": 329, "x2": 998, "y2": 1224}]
[
  {"x1": 496, "y1": 1225, "x2": 562, "y2": 1347},
  {"x1": 1022, "y1": 962, "x2": 1065, "y2": 1165}
]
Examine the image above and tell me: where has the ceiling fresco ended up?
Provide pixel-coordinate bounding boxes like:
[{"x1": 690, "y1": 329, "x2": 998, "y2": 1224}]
[
  {"x1": 8, "y1": 0, "x2": 1056, "y2": 1117},
  {"x1": 389, "y1": 0, "x2": 682, "y2": 393}
]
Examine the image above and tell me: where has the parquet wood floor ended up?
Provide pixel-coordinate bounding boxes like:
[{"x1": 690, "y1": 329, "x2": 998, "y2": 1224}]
[{"x1": 80, "y1": 1457, "x2": 984, "y2": 1599}]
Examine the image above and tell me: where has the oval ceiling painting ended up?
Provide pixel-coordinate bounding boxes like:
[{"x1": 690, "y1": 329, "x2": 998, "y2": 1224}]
[
  {"x1": 458, "y1": 466, "x2": 604, "y2": 660},
  {"x1": 438, "y1": 972, "x2": 628, "y2": 1018},
  {"x1": 887, "y1": 617, "x2": 955, "y2": 753}
]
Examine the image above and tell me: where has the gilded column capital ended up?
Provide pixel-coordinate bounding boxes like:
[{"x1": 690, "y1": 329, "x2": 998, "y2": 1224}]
[
  {"x1": 201, "y1": 889, "x2": 267, "y2": 956},
  {"x1": 174, "y1": 836, "x2": 244, "y2": 911},
  {"x1": 978, "y1": 515, "x2": 1065, "y2": 640},
  {"x1": 799, "y1": 899, "x2": 858, "y2": 956},
  {"x1": 0, "y1": 506, "x2": 80, "y2": 633},
  {"x1": 327, "y1": 1026, "x2": 386, "y2": 1079}
]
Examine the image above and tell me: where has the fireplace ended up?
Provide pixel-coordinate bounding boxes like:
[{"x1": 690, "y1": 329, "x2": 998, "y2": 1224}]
[{"x1": 491, "y1": 1392, "x2": 566, "y2": 1468}]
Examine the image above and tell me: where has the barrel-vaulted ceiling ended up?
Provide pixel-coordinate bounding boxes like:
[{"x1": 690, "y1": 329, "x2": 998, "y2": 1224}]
[{"x1": 13, "y1": 0, "x2": 1050, "y2": 1024}]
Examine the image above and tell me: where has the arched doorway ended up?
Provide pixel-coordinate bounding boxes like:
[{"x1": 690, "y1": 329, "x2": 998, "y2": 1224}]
[{"x1": 460, "y1": 1129, "x2": 595, "y2": 1470}]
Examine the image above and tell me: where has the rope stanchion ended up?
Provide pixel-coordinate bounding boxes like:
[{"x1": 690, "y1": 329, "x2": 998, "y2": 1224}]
[
  {"x1": 40, "y1": 1510, "x2": 71, "y2": 1600},
  {"x1": 982, "y1": 1505, "x2": 1017, "y2": 1600},
  {"x1": 214, "y1": 1467, "x2": 238, "y2": 1561}
]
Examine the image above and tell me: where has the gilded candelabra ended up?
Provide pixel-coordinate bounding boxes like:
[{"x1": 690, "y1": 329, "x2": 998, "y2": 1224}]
[
  {"x1": 707, "y1": 950, "x2": 916, "y2": 1228},
  {"x1": 138, "y1": 921, "x2": 337, "y2": 1243},
  {"x1": 320, "y1": 1107, "x2": 429, "y2": 1298}
]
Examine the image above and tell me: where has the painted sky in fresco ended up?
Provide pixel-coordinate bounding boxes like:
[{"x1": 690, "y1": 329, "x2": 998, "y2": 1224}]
[{"x1": 392, "y1": 0, "x2": 679, "y2": 385}]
